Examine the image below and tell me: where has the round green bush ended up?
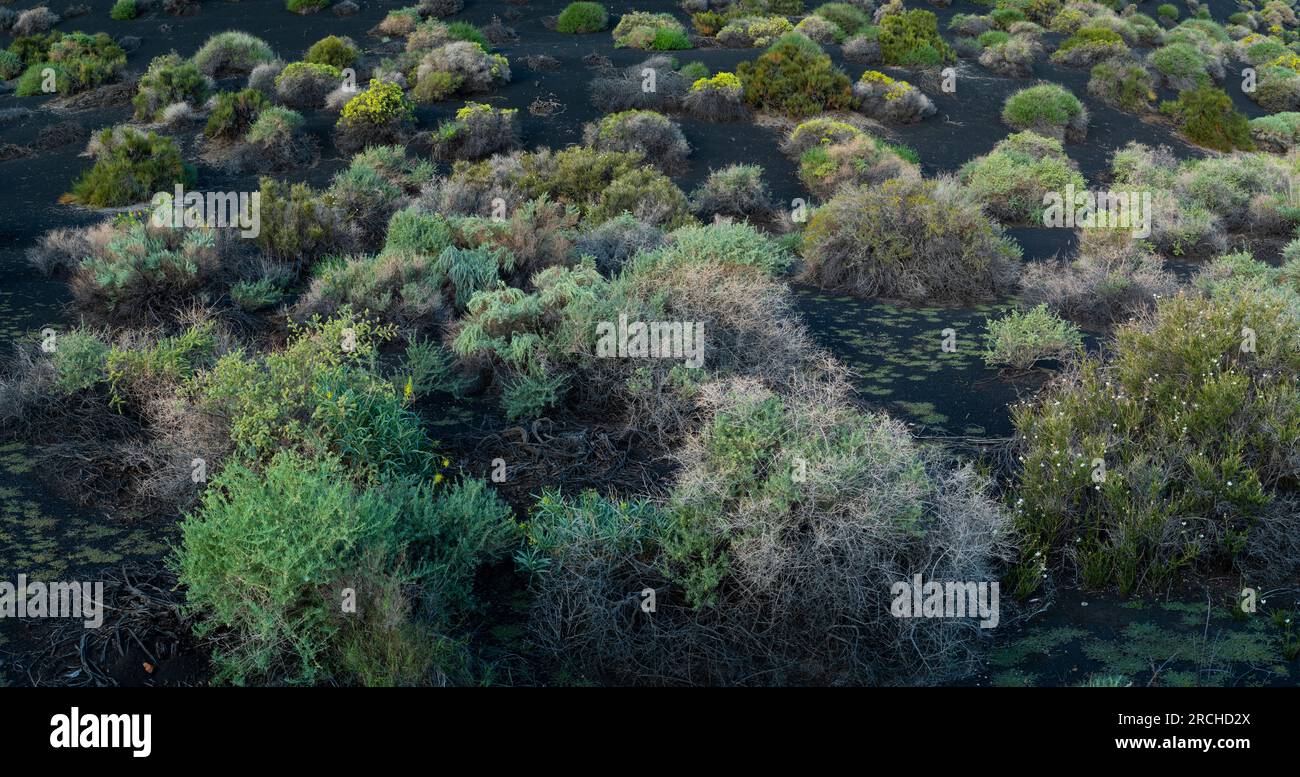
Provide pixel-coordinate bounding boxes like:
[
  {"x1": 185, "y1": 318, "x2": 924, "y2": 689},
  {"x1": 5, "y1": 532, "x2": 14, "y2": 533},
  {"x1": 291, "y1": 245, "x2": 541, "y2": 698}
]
[
  {"x1": 736, "y1": 33, "x2": 852, "y2": 117},
  {"x1": 110, "y1": 0, "x2": 137, "y2": 21},
  {"x1": 305, "y1": 35, "x2": 358, "y2": 70},
  {"x1": 1002, "y1": 83, "x2": 1088, "y2": 141},
  {"x1": 556, "y1": 2, "x2": 608, "y2": 34}
]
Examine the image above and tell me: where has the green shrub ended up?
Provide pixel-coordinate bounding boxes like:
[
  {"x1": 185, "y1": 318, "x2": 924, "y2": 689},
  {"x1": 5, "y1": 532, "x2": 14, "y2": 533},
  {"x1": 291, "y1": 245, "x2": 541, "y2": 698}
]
[
  {"x1": 339, "y1": 78, "x2": 414, "y2": 127},
  {"x1": 1002, "y1": 83, "x2": 1088, "y2": 141},
  {"x1": 110, "y1": 0, "x2": 137, "y2": 21},
  {"x1": 297, "y1": 250, "x2": 458, "y2": 330},
  {"x1": 557, "y1": 2, "x2": 608, "y2": 33},
  {"x1": 587, "y1": 166, "x2": 694, "y2": 229},
  {"x1": 717, "y1": 16, "x2": 795, "y2": 47},
  {"x1": 1051, "y1": 26, "x2": 1128, "y2": 66},
  {"x1": 432, "y1": 102, "x2": 521, "y2": 161},
  {"x1": 797, "y1": 133, "x2": 917, "y2": 197},
  {"x1": 990, "y1": 8, "x2": 1027, "y2": 28},
  {"x1": 1150, "y1": 41, "x2": 1214, "y2": 88},
  {"x1": 1088, "y1": 58, "x2": 1156, "y2": 113},
  {"x1": 69, "y1": 128, "x2": 194, "y2": 208},
  {"x1": 613, "y1": 12, "x2": 691, "y2": 50},
  {"x1": 982, "y1": 304, "x2": 1083, "y2": 371},
  {"x1": 651, "y1": 27, "x2": 693, "y2": 50},
  {"x1": 878, "y1": 9, "x2": 955, "y2": 66},
  {"x1": 800, "y1": 175, "x2": 1020, "y2": 303},
  {"x1": 14, "y1": 32, "x2": 125, "y2": 96},
  {"x1": 286, "y1": 0, "x2": 330, "y2": 13},
  {"x1": 52, "y1": 330, "x2": 109, "y2": 393},
  {"x1": 1250, "y1": 112, "x2": 1300, "y2": 152},
  {"x1": 0, "y1": 51, "x2": 23, "y2": 80},
  {"x1": 195, "y1": 312, "x2": 434, "y2": 479},
  {"x1": 815, "y1": 2, "x2": 870, "y2": 36},
  {"x1": 517, "y1": 146, "x2": 644, "y2": 205},
  {"x1": 523, "y1": 377, "x2": 1014, "y2": 685},
  {"x1": 336, "y1": 79, "x2": 416, "y2": 151},
  {"x1": 959, "y1": 131, "x2": 1086, "y2": 223},
  {"x1": 204, "y1": 88, "x2": 270, "y2": 140},
  {"x1": 1156, "y1": 3, "x2": 1179, "y2": 21},
  {"x1": 384, "y1": 206, "x2": 454, "y2": 256},
  {"x1": 7, "y1": 31, "x2": 63, "y2": 69},
  {"x1": 254, "y1": 177, "x2": 340, "y2": 264},
  {"x1": 73, "y1": 218, "x2": 217, "y2": 316},
  {"x1": 105, "y1": 323, "x2": 218, "y2": 408},
  {"x1": 1011, "y1": 276, "x2": 1300, "y2": 594},
  {"x1": 246, "y1": 106, "x2": 303, "y2": 146},
  {"x1": 133, "y1": 53, "x2": 209, "y2": 121},
  {"x1": 305, "y1": 35, "x2": 358, "y2": 69},
  {"x1": 1160, "y1": 84, "x2": 1254, "y2": 152},
  {"x1": 230, "y1": 278, "x2": 285, "y2": 312},
  {"x1": 736, "y1": 33, "x2": 852, "y2": 117},
  {"x1": 979, "y1": 29, "x2": 1010, "y2": 48},
  {"x1": 192, "y1": 31, "x2": 276, "y2": 77},
  {"x1": 447, "y1": 21, "x2": 490, "y2": 51},
  {"x1": 177, "y1": 449, "x2": 512, "y2": 685},
  {"x1": 454, "y1": 222, "x2": 805, "y2": 425},
  {"x1": 582, "y1": 109, "x2": 691, "y2": 173}
]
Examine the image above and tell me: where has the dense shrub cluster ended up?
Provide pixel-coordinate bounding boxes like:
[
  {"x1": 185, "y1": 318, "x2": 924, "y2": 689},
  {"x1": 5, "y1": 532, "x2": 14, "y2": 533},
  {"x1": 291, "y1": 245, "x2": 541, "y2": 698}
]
[
  {"x1": 1011, "y1": 264, "x2": 1300, "y2": 594},
  {"x1": 176, "y1": 314, "x2": 517, "y2": 684},
  {"x1": 736, "y1": 33, "x2": 852, "y2": 117},
  {"x1": 14, "y1": 31, "x2": 125, "y2": 97},
  {"x1": 133, "y1": 53, "x2": 210, "y2": 121},
  {"x1": 800, "y1": 175, "x2": 1021, "y2": 302},
  {"x1": 69, "y1": 127, "x2": 194, "y2": 208},
  {"x1": 452, "y1": 222, "x2": 803, "y2": 427},
  {"x1": 959, "y1": 131, "x2": 1086, "y2": 224},
  {"x1": 1109, "y1": 142, "x2": 1297, "y2": 256},
  {"x1": 1159, "y1": 84, "x2": 1254, "y2": 152},
  {"x1": 523, "y1": 375, "x2": 1015, "y2": 685},
  {"x1": 1020, "y1": 229, "x2": 1179, "y2": 327},
  {"x1": 582, "y1": 110, "x2": 691, "y2": 174}
]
